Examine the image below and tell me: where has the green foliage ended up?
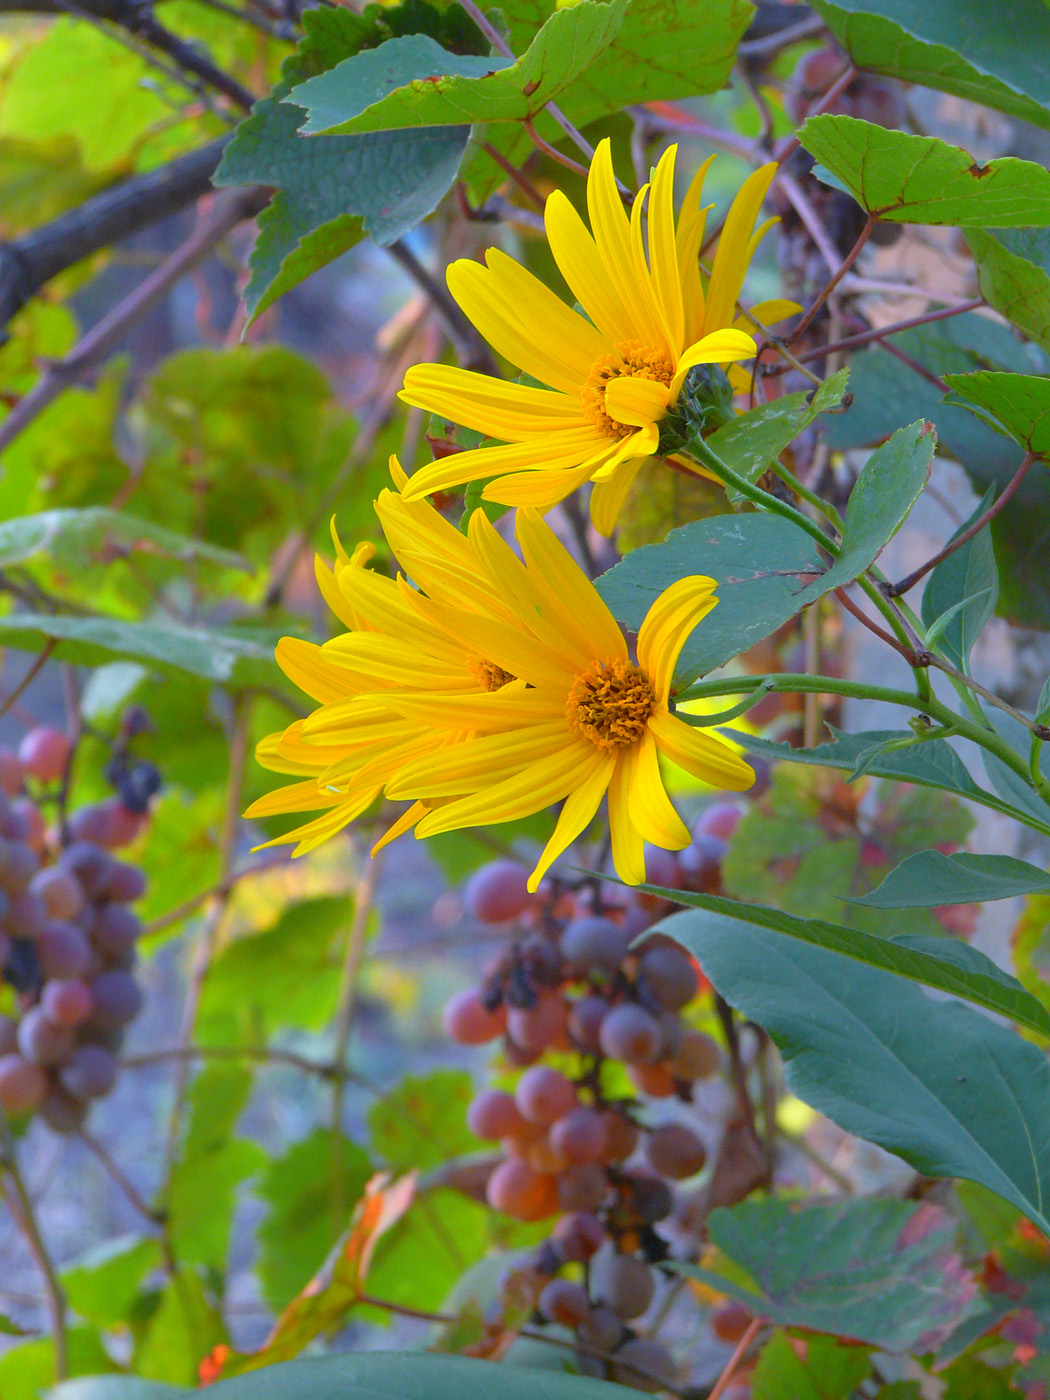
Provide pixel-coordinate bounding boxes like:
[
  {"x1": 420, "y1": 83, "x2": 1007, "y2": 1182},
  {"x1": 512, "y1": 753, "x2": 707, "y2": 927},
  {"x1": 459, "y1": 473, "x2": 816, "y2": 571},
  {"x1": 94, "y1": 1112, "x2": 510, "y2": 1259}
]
[
  {"x1": 684, "y1": 920, "x2": 1050, "y2": 1236},
  {"x1": 944, "y1": 370, "x2": 1050, "y2": 457},
  {"x1": 810, "y1": 0, "x2": 1050, "y2": 133},
  {"x1": 802, "y1": 115, "x2": 1050, "y2": 224},
  {"x1": 368, "y1": 1068, "x2": 481, "y2": 1171},
  {"x1": 854, "y1": 851, "x2": 1050, "y2": 908},
  {"x1": 655, "y1": 888, "x2": 1050, "y2": 1037},
  {"x1": 920, "y1": 490, "x2": 999, "y2": 672},
  {"x1": 257, "y1": 1129, "x2": 374, "y2": 1310},
  {"x1": 61, "y1": 1235, "x2": 163, "y2": 1329},
  {"x1": 690, "y1": 1197, "x2": 975, "y2": 1350},
  {"x1": 968, "y1": 228, "x2": 1050, "y2": 354},
  {"x1": 751, "y1": 1333, "x2": 871, "y2": 1400},
  {"x1": 134, "y1": 1267, "x2": 227, "y2": 1385},
  {"x1": 291, "y1": 1, "x2": 627, "y2": 134}
]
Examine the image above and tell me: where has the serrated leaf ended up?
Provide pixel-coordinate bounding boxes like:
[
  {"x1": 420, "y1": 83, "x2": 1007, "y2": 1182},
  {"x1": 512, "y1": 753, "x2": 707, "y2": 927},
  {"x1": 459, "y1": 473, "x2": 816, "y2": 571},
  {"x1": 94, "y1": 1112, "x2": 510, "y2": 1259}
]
[
  {"x1": 751, "y1": 1332, "x2": 871, "y2": 1400},
  {"x1": 967, "y1": 228, "x2": 1050, "y2": 354},
  {"x1": 920, "y1": 488, "x2": 999, "y2": 672},
  {"x1": 852, "y1": 850, "x2": 1050, "y2": 908},
  {"x1": 801, "y1": 115, "x2": 1050, "y2": 225},
  {"x1": 257, "y1": 1129, "x2": 374, "y2": 1311},
  {"x1": 678, "y1": 920, "x2": 1050, "y2": 1238},
  {"x1": 214, "y1": 7, "x2": 468, "y2": 317},
  {"x1": 293, "y1": 1, "x2": 627, "y2": 135},
  {"x1": 811, "y1": 0, "x2": 1050, "y2": 135},
  {"x1": 943, "y1": 370, "x2": 1050, "y2": 457},
  {"x1": 368, "y1": 1068, "x2": 481, "y2": 1172},
  {"x1": 61, "y1": 1234, "x2": 161, "y2": 1328},
  {"x1": 653, "y1": 891, "x2": 1050, "y2": 1037},
  {"x1": 685, "y1": 1197, "x2": 975, "y2": 1351}
]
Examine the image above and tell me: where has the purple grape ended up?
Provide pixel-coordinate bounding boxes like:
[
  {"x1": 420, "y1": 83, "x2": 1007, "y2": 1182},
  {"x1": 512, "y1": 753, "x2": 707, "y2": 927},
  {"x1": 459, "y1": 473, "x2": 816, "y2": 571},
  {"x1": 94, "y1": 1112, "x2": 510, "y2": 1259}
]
[
  {"x1": 31, "y1": 867, "x2": 84, "y2": 921},
  {"x1": 0, "y1": 1014, "x2": 18, "y2": 1055},
  {"x1": 16, "y1": 1006, "x2": 73, "y2": 1065},
  {"x1": 60, "y1": 1045, "x2": 118, "y2": 1100},
  {"x1": 59, "y1": 843, "x2": 115, "y2": 900},
  {"x1": 8, "y1": 890, "x2": 48, "y2": 937},
  {"x1": 560, "y1": 917, "x2": 632, "y2": 974},
  {"x1": 103, "y1": 862, "x2": 147, "y2": 904},
  {"x1": 40, "y1": 1087, "x2": 87, "y2": 1134},
  {"x1": 90, "y1": 905, "x2": 141, "y2": 957},
  {"x1": 67, "y1": 806, "x2": 114, "y2": 846},
  {"x1": 18, "y1": 727, "x2": 72, "y2": 783},
  {"x1": 0, "y1": 747, "x2": 23, "y2": 797},
  {"x1": 37, "y1": 920, "x2": 91, "y2": 980},
  {"x1": 41, "y1": 979, "x2": 93, "y2": 1027},
  {"x1": 0, "y1": 1054, "x2": 45, "y2": 1112},
  {"x1": 89, "y1": 969, "x2": 142, "y2": 1029},
  {"x1": 0, "y1": 840, "x2": 39, "y2": 893}
]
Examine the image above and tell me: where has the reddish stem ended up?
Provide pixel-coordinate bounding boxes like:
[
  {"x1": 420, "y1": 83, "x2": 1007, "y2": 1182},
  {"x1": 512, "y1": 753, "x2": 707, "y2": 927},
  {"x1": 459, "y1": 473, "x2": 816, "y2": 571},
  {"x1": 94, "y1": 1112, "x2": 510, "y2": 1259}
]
[{"x1": 708, "y1": 1317, "x2": 763, "y2": 1400}]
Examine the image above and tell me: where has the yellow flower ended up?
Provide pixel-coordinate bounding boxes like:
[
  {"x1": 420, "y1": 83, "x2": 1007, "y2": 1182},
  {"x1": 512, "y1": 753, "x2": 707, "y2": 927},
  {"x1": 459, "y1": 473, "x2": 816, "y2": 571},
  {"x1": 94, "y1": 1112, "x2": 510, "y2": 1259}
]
[
  {"x1": 244, "y1": 462, "x2": 529, "y2": 854},
  {"x1": 399, "y1": 140, "x2": 793, "y2": 535},
  {"x1": 378, "y1": 508, "x2": 754, "y2": 889}
]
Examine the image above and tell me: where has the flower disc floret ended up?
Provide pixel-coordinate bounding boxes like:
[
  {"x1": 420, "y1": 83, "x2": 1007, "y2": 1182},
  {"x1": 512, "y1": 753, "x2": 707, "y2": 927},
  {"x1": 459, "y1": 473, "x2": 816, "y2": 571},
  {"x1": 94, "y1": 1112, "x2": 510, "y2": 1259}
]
[{"x1": 567, "y1": 660, "x2": 656, "y2": 750}]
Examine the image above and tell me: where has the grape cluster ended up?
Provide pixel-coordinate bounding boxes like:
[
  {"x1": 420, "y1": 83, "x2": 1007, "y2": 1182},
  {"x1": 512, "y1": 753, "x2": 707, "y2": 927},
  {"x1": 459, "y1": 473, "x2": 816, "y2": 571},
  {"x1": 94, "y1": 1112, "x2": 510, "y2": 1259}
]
[
  {"x1": 0, "y1": 727, "x2": 149, "y2": 1133},
  {"x1": 443, "y1": 806, "x2": 743, "y2": 1391}
]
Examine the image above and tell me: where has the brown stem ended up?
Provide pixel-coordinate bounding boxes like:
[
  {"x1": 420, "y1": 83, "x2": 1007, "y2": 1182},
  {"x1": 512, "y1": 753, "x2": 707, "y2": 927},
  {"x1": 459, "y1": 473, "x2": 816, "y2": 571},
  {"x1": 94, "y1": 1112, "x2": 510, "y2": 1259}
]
[
  {"x1": 78, "y1": 1127, "x2": 165, "y2": 1227},
  {"x1": 0, "y1": 640, "x2": 56, "y2": 720},
  {"x1": 780, "y1": 299, "x2": 983, "y2": 369},
  {"x1": 522, "y1": 118, "x2": 591, "y2": 178},
  {"x1": 708, "y1": 1317, "x2": 763, "y2": 1400},
  {"x1": 885, "y1": 453, "x2": 1036, "y2": 597},
  {"x1": 773, "y1": 64, "x2": 857, "y2": 163},
  {"x1": 482, "y1": 142, "x2": 546, "y2": 209},
  {"x1": 122, "y1": 1042, "x2": 344, "y2": 1081},
  {"x1": 0, "y1": 1112, "x2": 68, "y2": 1377},
  {"x1": 879, "y1": 336, "x2": 949, "y2": 393},
  {"x1": 835, "y1": 586, "x2": 925, "y2": 666},
  {"x1": 791, "y1": 212, "x2": 876, "y2": 342},
  {"x1": 714, "y1": 995, "x2": 754, "y2": 1128},
  {"x1": 386, "y1": 240, "x2": 497, "y2": 374},
  {"x1": 329, "y1": 844, "x2": 384, "y2": 1133},
  {"x1": 0, "y1": 187, "x2": 266, "y2": 454}
]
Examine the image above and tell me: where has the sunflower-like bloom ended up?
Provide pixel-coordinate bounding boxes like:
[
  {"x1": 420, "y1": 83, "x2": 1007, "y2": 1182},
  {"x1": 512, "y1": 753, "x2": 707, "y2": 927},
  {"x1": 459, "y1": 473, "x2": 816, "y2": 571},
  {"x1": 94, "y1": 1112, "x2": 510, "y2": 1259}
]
[
  {"x1": 399, "y1": 140, "x2": 794, "y2": 534},
  {"x1": 244, "y1": 462, "x2": 531, "y2": 854}
]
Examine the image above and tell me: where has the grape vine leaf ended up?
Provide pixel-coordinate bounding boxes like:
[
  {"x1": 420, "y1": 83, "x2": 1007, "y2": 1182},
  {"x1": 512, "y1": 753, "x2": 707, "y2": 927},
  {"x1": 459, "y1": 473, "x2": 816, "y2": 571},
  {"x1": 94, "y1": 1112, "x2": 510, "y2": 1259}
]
[
  {"x1": 290, "y1": 1, "x2": 627, "y2": 134},
  {"x1": 751, "y1": 1333, "x2": 871, "y2": 1400},
  {"x1": 810, "y1": 0, "x2": 1050, "y2": 135},
  {"x1": 967, "y1": 228, "x2": 1050, "y2": 355},
  {"x1": 943, "y1": 371, "x2": 1050, "y2": 457},
  {"x1": 851, "y1": 851, "x2": 1050, "y2": 908},
  {"x1": 0, "y1": 508, "x2": 249, "y2": 574},
  {"x1": 651, "y1": 891, "x2": 1050, "y2": 1036},
  {"x1": 682, "y1": 1197, "x2": 976, "y2": 1351},
  {"x1": 801, "y1": 116, "x2": 1050, "y2": 225},
  {"x1": 669, "y1": 920, "x2": 1050, "y2": 1238},
  {"x1": 214, "y1": 6, "x2": 470, "y2": 318}
]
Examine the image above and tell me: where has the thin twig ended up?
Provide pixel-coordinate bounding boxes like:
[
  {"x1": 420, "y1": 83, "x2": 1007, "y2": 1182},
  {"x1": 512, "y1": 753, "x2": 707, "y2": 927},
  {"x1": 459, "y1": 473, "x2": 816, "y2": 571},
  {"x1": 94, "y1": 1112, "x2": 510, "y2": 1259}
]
[
  {"x1": 879, "y1": 336, "x2": 949, "y2": 393},
  {"x1": 708, "y1": 1317, "x2": 763, "y2": 1400},
  {"x1": 773, "y1": 65, "x2": 856, "y2": 163},
  {"x1": 386, "y1": 240, "x2": 497, "y2": 374},
  {"x1": 885, "y1": 453, "x2": 1036, "y2": 597},
  {"x1": 78, "y1": 1127, "x2": 165, "y2": 1227},
  {"x1": 0, "y1": 188, "x2": 266, "y2": 454},
  {"x1": 0, "y1": 1111, "x2": 68, "y2": 1377},
  {"x1": 122, "y1": 1042, "x2": 344, "y2": 1081},
  {"x1": 330, "y1": 844, "x2": 384, "y2": 1132},
  {"x1": 791, "y1": 212, "x2": 876, "y2": 342},
  {"x1": 835, "y1": 586, "x2": 922, "y2": 665},
  {"x1": 0, "y1": 640, "x2": 56, "y2": 720}
]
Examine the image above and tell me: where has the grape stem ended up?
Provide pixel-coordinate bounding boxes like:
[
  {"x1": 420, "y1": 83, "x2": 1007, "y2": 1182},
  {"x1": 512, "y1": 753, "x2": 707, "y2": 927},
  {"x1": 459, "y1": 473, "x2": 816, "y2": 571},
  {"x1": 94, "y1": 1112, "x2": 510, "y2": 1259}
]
[
  {"x1": 0, "y1": 1110, "x2": 68, "y2": 1378},
  {"x1": 708, "y1": 1316, "x2": 764, "y2": 1400}
]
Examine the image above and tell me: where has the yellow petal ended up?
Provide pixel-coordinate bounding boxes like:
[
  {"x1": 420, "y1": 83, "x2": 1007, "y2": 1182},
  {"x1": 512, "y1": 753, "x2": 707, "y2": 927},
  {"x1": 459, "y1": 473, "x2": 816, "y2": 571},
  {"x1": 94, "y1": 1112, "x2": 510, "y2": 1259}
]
[
  {"x1": 399, "y1": 429, "x2": 607, "y2": 502},
  {"x1": 669, "y1": 329, "x2": 757, "y2": 398},
  {"x1": 376, "y1": 688, "x2": 551, "y2": 732},
  {"x1": 414, "y1": 739, "x2": 598, "y2": 835},
  {"x1": 604, "y1": 375, "x2": 671, "y2": 428},
  {"x1": 637, "y1": 575, "x2": 718, "y2": 701},
  {"x1": 406, "y1": 587, "x2": 578, "y2": 689},
  {"x1": 244, "y1": 778, "x2": 343, "y2": 819},
  {"x1": 734, "y1": 298, "x2": 801, "y2": 333},
  {"x1": 528, "y1": 749, "x2": 615, "y2": 891},
  {"x1": 588, "y1": 424, "x2": 659, "y2": 482},
  {"x1": 588, "y1": 455, "x2": 646, "y2": 537},
  {"x1": 704, "y1": 162, "x2": 777, "y2": 333},
  {"x1": 400, "y1": 364, "x2": 586, "y2": 440},
  {"x1": 607, "y1": 756, "x2": 646, "y2": 884},
  {"x1": 253, "y1": 791, "x2": 380, "y2": 857},
  {"x1": 482, "y1": 462, "x2": 600, "y2": 509},
  {"x1": 589, "y1": 139, "x2": 665, "y2": 349},
  {"x1": 648, "y1": 709, "x2": 755, "y2": 790},
  {"x1": 321, "y1": 634, "x2": 478, "y2": 691},
  {"x1": 372, "y1": 800, "x2": 429, "y2": 855},
  {"x1": 275, "y1": 637, "x2": 358, "y2": 705},
  {"x1": 446, "y1": 254, "x2": 602, "y2": 395},
  {"x1": 647, "y1": 144, "x2": 686, "y2": 353},
  {"x1": 388, "y1": 722, "x2": 569, "y2": 800},
  {"x1": 545, "y1": 189, "x2": 637, "y2": 345},
  {"x1": 677, "y1": 155, "x2": 716, "y2": 336},
  {"x1": 515, "y1": 508, "x2": 628, "y2": 665},
  {"x1": 623, "y1": 730, "x2": 690, "y2": 848}
]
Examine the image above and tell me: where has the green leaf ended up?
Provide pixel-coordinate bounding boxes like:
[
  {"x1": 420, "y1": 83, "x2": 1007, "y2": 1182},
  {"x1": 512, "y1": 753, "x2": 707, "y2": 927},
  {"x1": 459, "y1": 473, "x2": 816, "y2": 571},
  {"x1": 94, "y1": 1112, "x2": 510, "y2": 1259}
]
[
  {"x1": 653, "y1": 891, "x2": 1050, "y2": 1037},
  {"x1": 678, "y1": 920, "x2": 1050, "y2": 1237},
  {"x1": 461, "y1": 0, "x2": 754, "y2": 199},
  {"x1": 207, "y1": 1351, "x2": 639, "y2": 1400},
  {"x1": 0, "y1": 508, "x2": 248, "y2": 574},
  {"x1": 691, "y1": 1197, "x2": 974, "y2": 1352},
  {"x1": 967, "y1": 228, "x2": 1050, "y2": 354},
  {"x1": 801, "y1": 115, "x2": 1050, "y2": 225},
  {"x1": 0, "y1": 612, "x2": 281, "y2": 687},
  {"x1": 595, "y1": 515, "x2": 826, "y2": 687},
  {"x1": 368, "y1": 1068, "x2": 481, "y2": 1172},
  {"x1": 198, "y1": 896, "x2": 355, "y2": 1043},
  {"x1": 797, "y1": 420, "x2": 933, "y2": 595},
  {"x1": 810, "y1": 0, "x2": 1050, "y2": 135},
  {"x1": 851, "y1": 850, "x2": 1050, "y2": 908},
  {"x1": 712, "y1": 369, "x2": 850, "y2": 507},
  {"x1": 0, "y1": 1328, "x2": 116, "y2": 1400},
  {"x1": 257, "y1": 1129, "x2": 374, "y2": 1311},
  {"x1": 214, "y1": 7, "x2": 467, "y2": 317},
  {"x1": 61, "y1": 1234, "x2": 162, "y2": 1328},
  {"x1": 977, "y1": 707, "x2": 1050, "y2": 826},
  {"x1": 751, "y1": 1333, "x2": 871, "y2": 1400},
  {"x1": 735, "y1": 730, "x2": 1045, "y2": 832},
  {"x1": 293, "y1": 1, "x2": 627, "y2": 134},
  {"x1": 135, "y1": 1267, "x2": 227, "y2": 1386},
  {"x1": 920, "y1": 489, "x2": 999, "y2": 672},
  {"x1": 943, "y1": 370, "x2": 1050, "y2": 456}
]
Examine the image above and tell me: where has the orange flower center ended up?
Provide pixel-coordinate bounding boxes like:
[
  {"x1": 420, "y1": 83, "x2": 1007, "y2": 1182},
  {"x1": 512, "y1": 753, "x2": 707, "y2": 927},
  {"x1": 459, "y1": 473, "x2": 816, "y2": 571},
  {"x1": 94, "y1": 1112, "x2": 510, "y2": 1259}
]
[
  {"x1": 566, "y1": 658, "x2": 655, "y2": 750},
  {"x1": 581, "y1": 341, "x2": 675, "y2": 440},
  {"x1": 469, "y1": 657, "x2": 515, "y2": 691}
]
